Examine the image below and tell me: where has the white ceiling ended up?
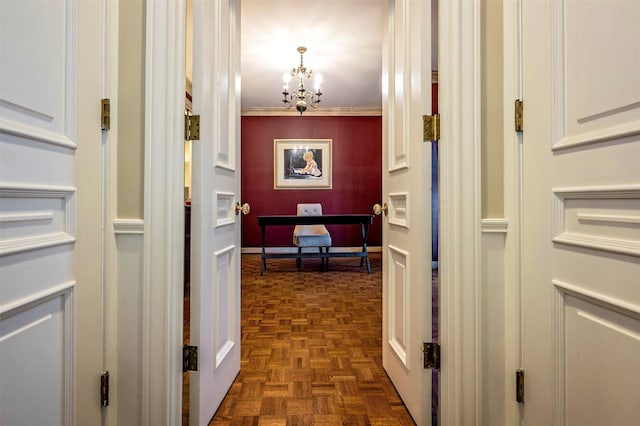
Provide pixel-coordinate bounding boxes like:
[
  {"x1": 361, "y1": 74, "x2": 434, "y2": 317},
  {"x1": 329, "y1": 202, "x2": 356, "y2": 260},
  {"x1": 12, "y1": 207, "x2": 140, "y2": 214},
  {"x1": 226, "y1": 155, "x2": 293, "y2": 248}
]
[{"x1": 240, "y1": 0, "x2": 385, "y2": 111}]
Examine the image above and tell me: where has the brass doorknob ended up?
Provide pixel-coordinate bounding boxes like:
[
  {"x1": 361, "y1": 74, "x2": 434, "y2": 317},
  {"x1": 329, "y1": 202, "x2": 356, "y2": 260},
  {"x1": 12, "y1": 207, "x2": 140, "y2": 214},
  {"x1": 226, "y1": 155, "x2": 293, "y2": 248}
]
[
  {"x1": 235, "y1": 202, "x2": 250, "y2": 215},
  {"x1": 373, "y1": 203, "x2": 388, "y2": 216}
]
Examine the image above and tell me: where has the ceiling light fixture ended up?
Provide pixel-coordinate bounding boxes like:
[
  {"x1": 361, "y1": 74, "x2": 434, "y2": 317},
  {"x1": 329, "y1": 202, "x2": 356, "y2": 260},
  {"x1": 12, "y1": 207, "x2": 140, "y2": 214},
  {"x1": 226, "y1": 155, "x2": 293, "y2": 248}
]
[{"x1": 282, "y1": 46, "x2": 322, "y2": 115}]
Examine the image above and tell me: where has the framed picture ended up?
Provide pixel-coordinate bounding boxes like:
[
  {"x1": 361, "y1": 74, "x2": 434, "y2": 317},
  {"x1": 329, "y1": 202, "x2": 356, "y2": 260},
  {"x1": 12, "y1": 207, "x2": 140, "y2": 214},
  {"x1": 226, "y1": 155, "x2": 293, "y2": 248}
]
[{"x1": 274, "y1": 139, "x2": 332, "y2": 189}]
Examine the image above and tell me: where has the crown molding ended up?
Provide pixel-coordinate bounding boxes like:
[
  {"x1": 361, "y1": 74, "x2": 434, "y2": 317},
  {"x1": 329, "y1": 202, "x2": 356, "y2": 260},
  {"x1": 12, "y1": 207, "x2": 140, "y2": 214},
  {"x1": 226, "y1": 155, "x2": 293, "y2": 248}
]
[{"x1": 241, "y1": 107, "x2": 382, "y2": 117}]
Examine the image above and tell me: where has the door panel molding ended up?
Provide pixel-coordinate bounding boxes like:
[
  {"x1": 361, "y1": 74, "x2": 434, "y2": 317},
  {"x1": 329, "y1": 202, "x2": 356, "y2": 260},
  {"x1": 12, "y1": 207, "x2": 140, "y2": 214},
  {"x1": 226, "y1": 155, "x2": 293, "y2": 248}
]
[
  {"x1": 0, "y1": 0, "x2": 77, "y2": 140},
  {"x1": 213, "y1": 245, "x2": 237, "y2": 369},
  {"x1": 387, "y1": 244, "x2": 410, "y2": 367},
  {"x1": 0, "y1": 121, "x2": 77, "y2": 149},
  {"x1": 554, "y1": 279, "x2": 640, "y2": 425},
  {"x1": 0, "y1": 185, "x2": 76, "y2": 255},
  {"x1": 0, "y1": 281, "x2": 75, "y2": 426},
  {"x1": 553, "y1": 120, "x2": 640, "y2": 151},
  {"x1": 214, "y1": 191, "x2": 236, "y2": 228},
  {"x1": 552, "y1": 186, "x2": 640, "y2": 256},
  {"x1": 552, "y1": 0, "x2": 640, "y2": 150},
  {"x1": 388, "y1": 192, "x2": 409, "y2": 228}
]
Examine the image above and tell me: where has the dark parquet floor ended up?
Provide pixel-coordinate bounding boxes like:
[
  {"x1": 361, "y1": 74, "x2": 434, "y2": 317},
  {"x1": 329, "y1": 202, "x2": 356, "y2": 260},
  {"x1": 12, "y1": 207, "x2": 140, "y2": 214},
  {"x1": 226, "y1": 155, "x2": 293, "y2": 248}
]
[{"x1": 198, "y1": 252, "x2": 417, "y2": 426}]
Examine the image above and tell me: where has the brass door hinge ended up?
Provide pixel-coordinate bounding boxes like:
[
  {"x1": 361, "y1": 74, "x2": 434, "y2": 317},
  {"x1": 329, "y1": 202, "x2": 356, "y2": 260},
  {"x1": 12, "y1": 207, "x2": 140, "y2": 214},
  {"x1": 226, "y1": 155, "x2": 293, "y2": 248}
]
[
  {"x1": 423, "y1": 114, "x2": 440, "y2": 141},
  {"x1": 101, "y1": 99, "x2": 110, "y2": 130},
  {"x1": 183, "y1": 345, "x2": 199, "y2": 372},
  {"x1": 100, "y1": 371, "x2": 110, "y2": 407},
  {"x1": 515, "y1": 99, "x2": 523, "y2": 132},
  {"x1": 423, "y1": 342, "x2": 441, "y2": 370},
  {"x1": 516, "y1": 369, "x2": 525, "y2": 403},
  {"x1": 184, "y1": 113, "x2": 200, "y2": 141}
]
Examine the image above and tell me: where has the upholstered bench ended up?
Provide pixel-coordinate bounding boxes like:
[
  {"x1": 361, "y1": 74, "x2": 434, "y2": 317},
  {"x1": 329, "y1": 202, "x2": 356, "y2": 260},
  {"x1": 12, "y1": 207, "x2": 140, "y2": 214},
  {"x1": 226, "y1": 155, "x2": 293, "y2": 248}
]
[{"x1": 292, "y1": 203, "x2": 332, "y2": 270}]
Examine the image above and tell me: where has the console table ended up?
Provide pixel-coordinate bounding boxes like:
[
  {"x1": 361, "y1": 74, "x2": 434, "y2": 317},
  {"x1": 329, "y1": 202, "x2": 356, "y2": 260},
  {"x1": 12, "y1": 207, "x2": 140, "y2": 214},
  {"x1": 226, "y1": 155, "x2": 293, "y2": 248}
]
[{"x1": 257, "y1": 214, "x2": 374, "y2": 275}]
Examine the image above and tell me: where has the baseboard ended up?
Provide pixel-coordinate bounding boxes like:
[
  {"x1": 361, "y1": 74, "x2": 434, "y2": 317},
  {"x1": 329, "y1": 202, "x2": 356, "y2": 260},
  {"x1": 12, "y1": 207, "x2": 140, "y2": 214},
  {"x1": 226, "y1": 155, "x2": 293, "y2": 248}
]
[{"x1": 241, "y1": 246, "x2": 382, "y2": 254}]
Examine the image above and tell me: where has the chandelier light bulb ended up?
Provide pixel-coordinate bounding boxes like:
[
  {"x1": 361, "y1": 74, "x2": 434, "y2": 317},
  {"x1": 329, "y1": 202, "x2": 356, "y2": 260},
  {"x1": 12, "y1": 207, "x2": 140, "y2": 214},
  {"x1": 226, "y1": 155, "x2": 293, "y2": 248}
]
[{"x1": 314, "y1": 74, "x2": 323, "y2": 92}]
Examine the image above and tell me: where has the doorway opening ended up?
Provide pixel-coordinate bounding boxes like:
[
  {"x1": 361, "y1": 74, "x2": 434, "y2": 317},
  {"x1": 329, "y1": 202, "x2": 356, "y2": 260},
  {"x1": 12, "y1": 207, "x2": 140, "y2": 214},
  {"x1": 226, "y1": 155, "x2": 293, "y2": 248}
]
[{"x1": 181, "y1": 1, "x2": 440, "y2": 425}]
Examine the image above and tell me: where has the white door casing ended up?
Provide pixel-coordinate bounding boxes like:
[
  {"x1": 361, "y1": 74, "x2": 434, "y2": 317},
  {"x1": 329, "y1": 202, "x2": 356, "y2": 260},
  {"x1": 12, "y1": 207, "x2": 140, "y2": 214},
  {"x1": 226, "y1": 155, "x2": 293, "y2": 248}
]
[
  {"x1": 521, "y1": 1, "x2": 640, "y2": 425},
  {"x1": 380, "y1": 0, "x2": 432, "y2": 424},
  {"x1": 189, "y1": 0, "x2": 242, "y2": 424},
  {"x1": 0, "y1": 0, "x2": 105, "y2": 425},
  {"x1": 142, "y1": 0, "x2": 480, "y2": 424}
]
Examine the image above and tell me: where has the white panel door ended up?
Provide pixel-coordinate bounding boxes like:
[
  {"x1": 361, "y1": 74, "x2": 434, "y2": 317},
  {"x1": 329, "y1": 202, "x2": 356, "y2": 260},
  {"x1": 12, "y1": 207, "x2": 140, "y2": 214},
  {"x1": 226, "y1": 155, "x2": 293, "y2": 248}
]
[
  {"x1": 189, "y1": 0, "x2": 243, "y2": 425},
  {"x1": 522, "y1": 1, "x2": 640, "y2": 424},
  {"x1": 379, "y1": 0, "x2": 433, "y2": 424},
  {"x1": 0, "y1": 0, "x2": 104, "y2": 425}
]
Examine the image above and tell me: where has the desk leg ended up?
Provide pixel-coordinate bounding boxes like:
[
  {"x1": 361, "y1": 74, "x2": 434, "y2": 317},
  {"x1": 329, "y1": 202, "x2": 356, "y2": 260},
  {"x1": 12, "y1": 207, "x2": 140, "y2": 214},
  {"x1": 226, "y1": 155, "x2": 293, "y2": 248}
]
[
  {"x1": 361, "y1": 223, "x2": 371, "y2": 274},
  {"x1": 260, "y1": 225, "x2": 267, "y2": 275}
]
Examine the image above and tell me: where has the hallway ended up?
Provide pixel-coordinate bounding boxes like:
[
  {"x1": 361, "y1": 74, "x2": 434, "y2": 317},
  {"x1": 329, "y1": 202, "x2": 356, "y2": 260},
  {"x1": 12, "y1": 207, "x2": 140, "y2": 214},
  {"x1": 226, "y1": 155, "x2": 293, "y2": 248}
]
[{"x1": 202, "y1": 253, "x2": 416, "y2": 425}]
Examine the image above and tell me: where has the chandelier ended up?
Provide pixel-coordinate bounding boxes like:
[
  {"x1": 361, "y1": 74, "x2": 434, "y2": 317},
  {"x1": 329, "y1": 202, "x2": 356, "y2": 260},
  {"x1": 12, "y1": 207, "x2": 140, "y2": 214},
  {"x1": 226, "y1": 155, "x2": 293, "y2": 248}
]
[{"x1": 282, "y1": 46, "x2": 322, "y2": 114}]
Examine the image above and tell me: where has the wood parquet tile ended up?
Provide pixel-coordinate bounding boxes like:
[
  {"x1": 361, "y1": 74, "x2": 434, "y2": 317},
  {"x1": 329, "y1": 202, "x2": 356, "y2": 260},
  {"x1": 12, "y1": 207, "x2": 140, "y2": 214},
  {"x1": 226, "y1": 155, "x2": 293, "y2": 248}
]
[{"x1": 207, "y1": 253, "x2": 417, "y2": 426}]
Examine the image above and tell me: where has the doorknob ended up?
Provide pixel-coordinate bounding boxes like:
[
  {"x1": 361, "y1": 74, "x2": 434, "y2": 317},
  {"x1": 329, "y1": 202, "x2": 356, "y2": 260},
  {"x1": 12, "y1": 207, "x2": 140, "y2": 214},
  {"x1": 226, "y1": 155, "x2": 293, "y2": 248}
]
[
  {"x1": 373, "y1": 203, "x2": 388, "y2": 216},
  {"x1": 235, "y1": 202, "x2": 250, "y2": 215}
]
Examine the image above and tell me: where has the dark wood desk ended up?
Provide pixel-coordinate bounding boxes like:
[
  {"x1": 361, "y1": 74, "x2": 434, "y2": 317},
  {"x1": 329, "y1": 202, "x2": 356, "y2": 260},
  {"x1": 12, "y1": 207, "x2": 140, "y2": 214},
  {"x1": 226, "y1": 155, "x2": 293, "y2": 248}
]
[{"x1": 257, "y1": 214, "x2": 374, "y2": 275}]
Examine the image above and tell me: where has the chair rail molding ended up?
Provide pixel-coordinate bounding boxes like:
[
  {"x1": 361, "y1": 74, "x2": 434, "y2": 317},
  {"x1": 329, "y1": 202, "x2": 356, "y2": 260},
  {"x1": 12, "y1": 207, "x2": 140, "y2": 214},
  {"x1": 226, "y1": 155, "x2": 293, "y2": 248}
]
[
  {"x1": 481, "y1": 218, "x2": 509, "y2": 234},
  {"x1": 113, "y1": 218, "x2": 145, "y2": 235}
]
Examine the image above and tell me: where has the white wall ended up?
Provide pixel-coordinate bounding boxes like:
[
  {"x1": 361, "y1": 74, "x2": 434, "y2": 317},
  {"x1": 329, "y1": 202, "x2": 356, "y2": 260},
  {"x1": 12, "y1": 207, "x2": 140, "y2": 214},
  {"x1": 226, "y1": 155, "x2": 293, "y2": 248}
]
[
  {"x1": 480, "y1": 220, "x2": 509, "y2": 424},
  {"x1": 113, "y1": 221, "x2": 144, "y2": 426}
]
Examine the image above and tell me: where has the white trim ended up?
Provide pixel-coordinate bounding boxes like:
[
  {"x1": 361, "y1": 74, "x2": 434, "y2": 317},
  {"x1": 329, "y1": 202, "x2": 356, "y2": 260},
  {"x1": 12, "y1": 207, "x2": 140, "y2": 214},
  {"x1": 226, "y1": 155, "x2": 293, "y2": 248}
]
[
  {"x1": 554, "y1": 119, "x2": 640, "y2": 151},
  {"x1": 0, "y1": 185, "x2": 77, "y2": 255},
  {"x1": 113, "y1": 218, "x2": 144, "y2": 235},
  {"x1": 481, "y1": 218, "x2": 509, "y2": 233},
  {"x1": 146, "y1": 1, "x2": 474, "y2": 424},
  {"x1": 214, "y1": 192, "x2": 236, "y2": 228},
  {"x1": 0, "y1": 280, "x2": 76, "y2": 316},
  {"x1": 388, "y1": 192, "x2": 409, "y2": 228},
  {"x1": 553, "y1": 279, "x2": 640, "y2": 317},
  {"x1": 104, "y1": 1, "x2": 120, "y2": 423},
  {"x1": 552, "y1": 186, "x2": 640, "y2": 257},
  {"x1": 502, "y1": 0, "x2": 523, "y2": 424},
  {"x1": 439, "y1": 0, "x2": 482, "y2": 423},
  {"x1": 143, "y1": 1, "x2": 185, "y2": 425},
  {"x1": 213, "y1": 244, "x2": 237, "y2": 368},
  {"x1": 552, "y1": 278, "x2": 640, "y2": 425},
  {"x1": 0, "y1": 280, "x2": 76, "y2": 425},
  {"x1": 387, "y1": 244, "x2": 410, "y2": 368},
  {"x1": 0, "y1": 119, "x2": 77, "y2": 149}
]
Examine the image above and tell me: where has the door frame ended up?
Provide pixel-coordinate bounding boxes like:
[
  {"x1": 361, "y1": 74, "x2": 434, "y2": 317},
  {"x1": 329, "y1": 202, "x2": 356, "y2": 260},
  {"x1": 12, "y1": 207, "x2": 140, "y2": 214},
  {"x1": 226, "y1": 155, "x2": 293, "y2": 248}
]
[
  {"x1": 141, "y1": 1, "x2": 482, "y2": 425},
  {"x1": 141, "y1": 2, "x2": 186, "y2": 425},
  {"x1": 437, "y1": 1, "x2": 482, "y2": 423}
]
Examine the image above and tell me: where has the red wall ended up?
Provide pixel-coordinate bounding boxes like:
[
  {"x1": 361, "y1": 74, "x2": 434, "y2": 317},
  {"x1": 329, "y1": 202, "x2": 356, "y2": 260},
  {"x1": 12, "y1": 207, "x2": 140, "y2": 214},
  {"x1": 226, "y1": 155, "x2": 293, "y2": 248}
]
[{"x1": 241, "y1": 115, "x2": 382, "y2": 247}]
